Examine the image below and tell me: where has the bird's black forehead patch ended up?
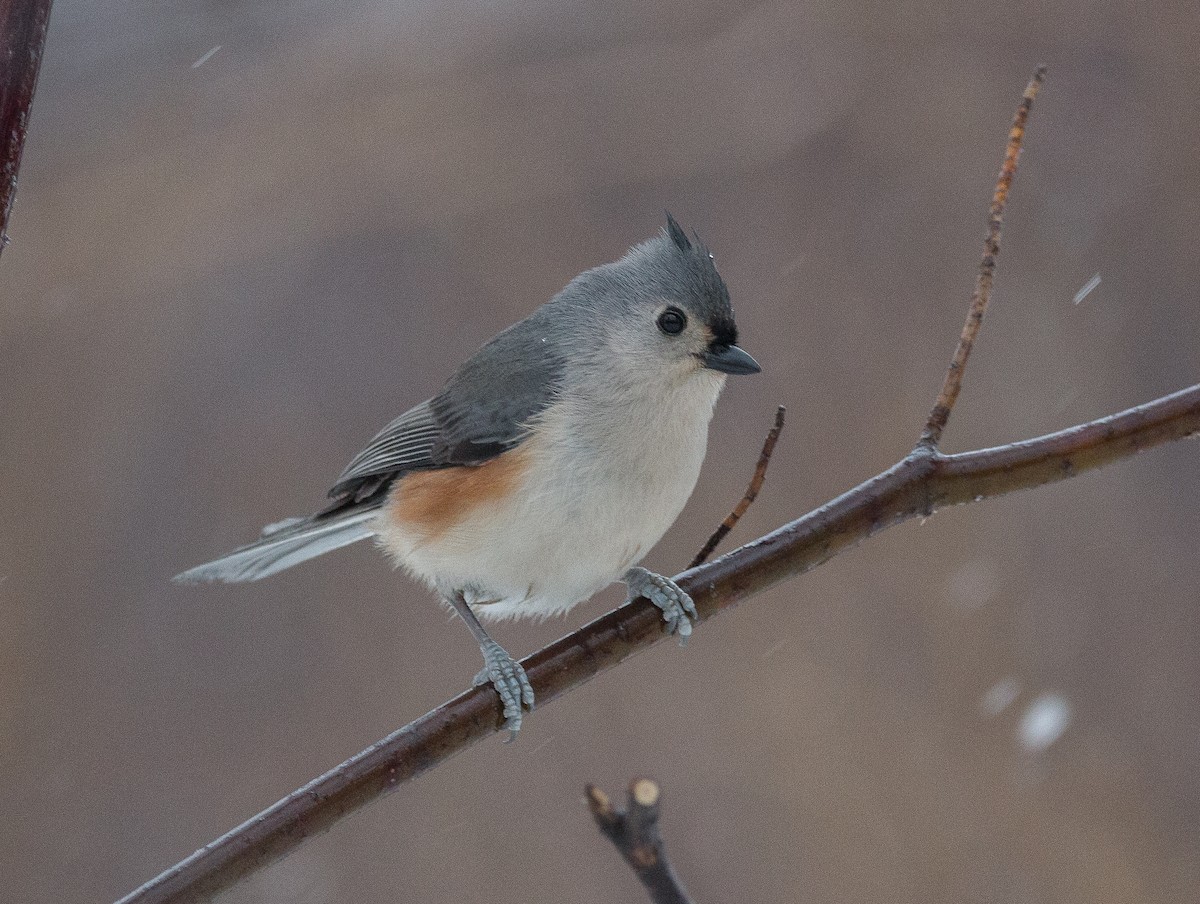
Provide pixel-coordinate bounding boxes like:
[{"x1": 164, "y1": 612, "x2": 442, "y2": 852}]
[{"x1": 709, "y1": 315, "x2": 738, "y2": 348}]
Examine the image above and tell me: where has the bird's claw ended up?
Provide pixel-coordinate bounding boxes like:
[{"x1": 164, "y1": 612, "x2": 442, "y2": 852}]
[
  {"x1": 473, "y1": 639, "x2": 535, "y2": 740},
  {"x1": 624, "y1": 567, "x2": 698, "y2": 645}
]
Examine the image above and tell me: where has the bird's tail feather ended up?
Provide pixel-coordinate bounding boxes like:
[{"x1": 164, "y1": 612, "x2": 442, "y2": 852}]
[{"x1": 173, "y1": 507, "x2": 379, "y2": 584}]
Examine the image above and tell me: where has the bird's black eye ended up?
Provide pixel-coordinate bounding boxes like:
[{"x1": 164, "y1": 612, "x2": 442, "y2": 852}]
[{"x1": 657, "y1": 307, "x2": 687, "y2": 335}]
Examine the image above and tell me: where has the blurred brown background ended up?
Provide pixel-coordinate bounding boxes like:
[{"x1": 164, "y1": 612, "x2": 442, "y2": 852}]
[{"x1": 2, "y1": 1, "x2": 1198, "y2": 902}]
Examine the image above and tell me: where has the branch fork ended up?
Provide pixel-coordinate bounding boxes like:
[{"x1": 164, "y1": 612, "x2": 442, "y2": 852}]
[{"x1": 587, "y1": 779, "x2": 692, "y2": 904}]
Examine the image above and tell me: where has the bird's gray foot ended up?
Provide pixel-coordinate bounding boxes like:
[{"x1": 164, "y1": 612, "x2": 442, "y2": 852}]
[
  {"x1": 472, "y1": 638, "x2": 535, "y2": 741},
  {"x1": 624, "y1": 567, "x2": 698, "y2": 644}
]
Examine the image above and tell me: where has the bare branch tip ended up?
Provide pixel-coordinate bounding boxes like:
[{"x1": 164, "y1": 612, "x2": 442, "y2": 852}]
[
  {"x1": 921, "y1": 69, "x2": 1048, "y2": 448},
  {"x1": 586, "y1": 784, "x2": 616, "y2": 819},
  {"x1": 631, "y1": 778, "x2": 660, "y2": 808},
  {"x1": 689, "y1": 405, "x2": 787, "y2": 568},
  {"x1": 1023, "y1": 67, "x2": 1047, "y2": 103}
]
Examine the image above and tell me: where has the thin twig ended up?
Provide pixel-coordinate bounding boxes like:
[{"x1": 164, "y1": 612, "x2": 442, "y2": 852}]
[
  {"x1": 587, "y1": 779, "x2": 693, "y2": 904},
  {"x1": 690, "y1": 405, "x2": 786, "y2": 568},
  {"x1": 921, "y1": 65, "x2": 1047, "y2": 447},
  {"x1": 0, "y1": 0, "x2": 54, "y2": 258}
]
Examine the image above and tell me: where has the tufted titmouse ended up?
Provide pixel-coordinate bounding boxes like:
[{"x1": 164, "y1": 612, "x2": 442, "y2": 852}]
[{"x1": 176, "y1": 215, "x2": 760, "y2": 735}]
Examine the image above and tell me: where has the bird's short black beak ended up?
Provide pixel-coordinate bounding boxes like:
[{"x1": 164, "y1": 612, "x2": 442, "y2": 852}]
[{"x1": 701, "y1": 344, "x2": 762, "y2": 376}]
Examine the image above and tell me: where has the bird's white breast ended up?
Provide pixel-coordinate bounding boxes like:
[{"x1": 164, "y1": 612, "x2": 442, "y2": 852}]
[{"x1": 374, "y1": 370, "x2": 726, "y2": 620}]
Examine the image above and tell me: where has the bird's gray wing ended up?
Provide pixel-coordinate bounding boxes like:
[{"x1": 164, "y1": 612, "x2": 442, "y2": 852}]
[
  {"x1": 428, "y1": 309, "x2": 564, "y2": 465},
  {"x1": 328, "y1": 401, "x2": 442, "y2": 500},
  {"x1": 328, "y1": 310, "x2": 564, "y2": 501}
]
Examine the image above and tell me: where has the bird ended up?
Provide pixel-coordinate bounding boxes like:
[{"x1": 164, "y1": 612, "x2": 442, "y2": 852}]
[{"x1": 175, "y1": 214, "x2": 761, "y2": 736}]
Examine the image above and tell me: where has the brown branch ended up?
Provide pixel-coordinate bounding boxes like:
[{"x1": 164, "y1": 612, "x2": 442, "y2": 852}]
[
  {"x1": 690, "y1": 405, "x2": 785, "y2": 568},
  {"x1": 113, "y1": 68, "x2": 1200, "y2": 904},
  {"x1": 587, "y1": 779, "x2": 693, "y2": 904},
  {"x1": 0, "y1": 0, "x2": 54, "y2": 258},
  {"x1": 921, "y1": 64, "x2": 1047, "y2": 447},
  {"x1": 116, "y1": 383, "x2": 1200, "y2": 904}
]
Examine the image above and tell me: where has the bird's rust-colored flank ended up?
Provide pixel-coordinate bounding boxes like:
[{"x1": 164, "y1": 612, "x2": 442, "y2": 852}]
[{"x1": 387, "y1": 445, "x2": 533, "y2": 540}]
